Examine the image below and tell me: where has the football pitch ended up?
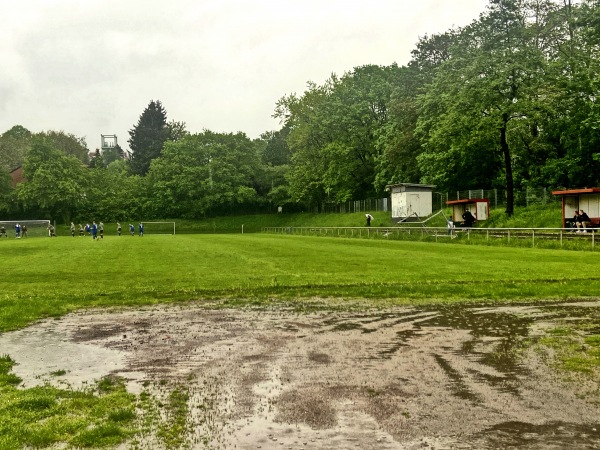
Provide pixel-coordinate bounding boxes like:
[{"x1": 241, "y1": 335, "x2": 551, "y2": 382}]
[
  {"x1": 1, "y1": 233, "x2": 599, "y2": 332},
  {"x1": 2, "y1": 233, "x2": 600, "y2": 449}
]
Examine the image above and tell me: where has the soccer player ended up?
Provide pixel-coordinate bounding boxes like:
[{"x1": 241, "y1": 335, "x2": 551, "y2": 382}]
[
  {"x1": 70, "y1": 222, "x2": 76, "y2": 237},
  {"x1": 15, "y1": 223, "x2": 20, "y2": 238},
  {"x1": 79, "y1": 224, "x2": 84, "y2": 237},
  {"x1": 92, "y1": 221, "x2": 98, "y2": 240},
  {"x1": 129, "y1": 223, "x2": 135, "y2": 236},
  {"x1": 85, "y1": 223, "x2": 91, "y2": 236},
  {"x1": 48, "y1": 224, "x2": 56, "y2": 237},
  {"x1": 99, "y1": 222, "x2": 104, "y2": 239},
  {"x1": 0, "y1": 225, "x2": 6, "y2": 238},
  {"x1": 138, "y1": 222, "x2": 144, "y2": 237},
  {"x1": 21, "y1": 224, "x2": 27, "y2": 238},
  {"x1": 117, "y1": 222, "x2": 122, "y2": 236}
]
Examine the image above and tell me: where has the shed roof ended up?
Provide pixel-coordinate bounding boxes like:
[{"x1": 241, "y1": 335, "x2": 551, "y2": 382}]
[
  {"x1": 552, "y1": 188, "x2": 600, "y2": 196},
  {"x1": 386, "y1": 183, "x2": 436, "y2": 190},
  {"x1": 446, "y1": 198, "x2": 489, "y2": 205}
]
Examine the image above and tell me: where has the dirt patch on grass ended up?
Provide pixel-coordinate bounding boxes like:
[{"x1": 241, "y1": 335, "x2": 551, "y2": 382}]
[{"x1": 1, "y1": 301, "x2": 600, "y2": 448}]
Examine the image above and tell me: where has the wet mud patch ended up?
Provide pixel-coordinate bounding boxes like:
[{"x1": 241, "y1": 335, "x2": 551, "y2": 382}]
[
  {"x1": 0, "y1": 301, "x2": 600, "y2": 448},
  {"x1": 276, "y1": 388, "x2": 337, "y2": 429}
]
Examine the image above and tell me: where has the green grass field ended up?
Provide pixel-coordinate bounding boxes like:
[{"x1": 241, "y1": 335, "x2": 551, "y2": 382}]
[{"x1": 1, "y1": 233, "x2": 599, "y2": 332}]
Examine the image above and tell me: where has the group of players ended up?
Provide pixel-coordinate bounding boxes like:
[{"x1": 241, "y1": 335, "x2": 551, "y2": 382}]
[
  {"x1": 0, "y1": 223, "x2": 30, "y2": 238},
  {"x1": 0, "y1": 222, "x2": 145, "y2": 239},
  {"x1": 69, "y1": 222, "x2": 145, "y2": 239}
]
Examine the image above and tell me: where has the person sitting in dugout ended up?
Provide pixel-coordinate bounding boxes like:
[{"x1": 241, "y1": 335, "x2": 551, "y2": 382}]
[
  {"x1": 576, "y1": 209, "x2": 591, "y2": 232},
  {"x1": 462, "y1": 209, "x2": 476, "y2": 228}
]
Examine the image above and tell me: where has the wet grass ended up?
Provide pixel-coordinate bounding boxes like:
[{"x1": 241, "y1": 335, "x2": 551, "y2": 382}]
[
  {"x1": 537, "y1": 327, "x2": 600, "y2": 375},
  {"x1": 519, "y1": 301, "x2": 600, "y2": 393},
  {"x1": 2, "y1": 234, "x2": 600, "y2": 333},
  {"x1": 156, "y1": 386, "x2": 191, "y2": 449},
  {"x1": 0, "y1": 355, "x2": 137, "y2": 450}
]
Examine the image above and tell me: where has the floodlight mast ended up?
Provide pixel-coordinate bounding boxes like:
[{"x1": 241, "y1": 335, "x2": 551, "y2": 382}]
[{"x1": 101, "y1": 134, "x2": 117, "y2": 150}]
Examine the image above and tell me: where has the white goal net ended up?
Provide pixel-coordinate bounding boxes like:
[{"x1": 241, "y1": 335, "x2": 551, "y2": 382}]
[
  {"x1": 0, "y1": 220, "x2": 52, "y2": 238},
  {"x1": 128, "y1": 221, "x2": 176, "y2": 235}
]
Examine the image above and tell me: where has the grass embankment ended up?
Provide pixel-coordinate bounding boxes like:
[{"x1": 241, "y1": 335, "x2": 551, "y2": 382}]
[
  {"x1": 56, "y1": 211, "x2": 397, "y2": 235},
  {"x1": 53, "y1": 201, "x2": 563, "y2": 235},
  {"x1": 483, "y1": 203, "x2": 562, "y2": 228}
]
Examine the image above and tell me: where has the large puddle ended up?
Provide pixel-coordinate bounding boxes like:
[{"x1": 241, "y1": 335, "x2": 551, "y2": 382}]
[{"x1": 1, "y1": 300, "x2": 599, "y2": 449}]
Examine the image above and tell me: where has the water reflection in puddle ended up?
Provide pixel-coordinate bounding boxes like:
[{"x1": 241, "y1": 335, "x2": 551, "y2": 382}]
[
  {"x1": 2, "y1": 300, "x2": 600, "y2": 448},
  {"x1": 314, "y1": 301, "x2": 600, "y2": 447},
  {"x1": 474, "y1": 421, "x2": 600, "y2": 449}
]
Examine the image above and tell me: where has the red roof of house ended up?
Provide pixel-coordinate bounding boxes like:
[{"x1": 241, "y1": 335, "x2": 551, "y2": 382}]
[{"x1": 9, "y1": 166, "x2": 24, "y2": 188}]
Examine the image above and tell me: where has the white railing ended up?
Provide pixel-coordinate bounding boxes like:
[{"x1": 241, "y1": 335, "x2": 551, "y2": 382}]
[{"x1": 262, "y1": 226, "x2": 599, "y2": 250}]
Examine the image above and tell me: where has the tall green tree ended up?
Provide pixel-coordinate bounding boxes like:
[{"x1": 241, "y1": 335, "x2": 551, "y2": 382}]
[
  {"x1": 274, "y1": 82, "x2": 332, "y2": 208},
  {"x1": 79, "y1": 160, "x2": 146, "y2": 222},
  {"x1": 374, "y1": 31, "x2": 467, "y2": 192},
  {"x1": 166, "y1": 120, "x2": 189, "y2": 142},
  {"x1": 0, "y1": 129, "x2": 31, "y2": 172},
  {"x1": 374, "y1": 64, "x2": 430, "y2": 190},
  {"x1": 275, "y1": 65, "x2": 398, "y2": 208},
  {"x1": 2, "y1": 125, "x2": 32, "y2": 140},
  {"x1": 417, "y1": 0, "x2": 555, "y2": 215},
  {"x1": 0, "y1": 169, "x2": 12, "y2": 213},
  {"x1": 146, "y1": 131, "x2": 261, "y2": 218},
  {"x1": 36, "y1": 130, "x2": 89, "y2": 164},
  {"x1": 128, "y1": 100, "x2": 169, "y2": 176},
  {"x1": 534, "y1": 0, "x2": 600, "y2": 187},
  {"x1": 260, "y1": 126, "x2": 292, "y2": 166},
  {"x1": 17, "y1": 137, "x2": 88, "y2": 221},
  {"x1": 256, "y1": 127, "x2": 293, "y2": 209},
  {"x1": 99, "y1": 144, "x2": 127, "y2": 167}
]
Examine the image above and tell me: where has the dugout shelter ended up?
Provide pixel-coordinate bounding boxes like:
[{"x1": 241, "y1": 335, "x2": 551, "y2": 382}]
[
  {"x1": 446, "y1": 198, "x2": 490, "y2": 225},
  {"x1": 552, "y1": 187, "x2": 600, "y2": 228},
  {"x1": 386, "y1": 183, "x2": 436, "y2": 223}
]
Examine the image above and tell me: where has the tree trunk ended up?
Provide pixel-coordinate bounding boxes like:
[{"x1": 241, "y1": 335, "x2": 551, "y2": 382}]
[{"x1": 501, "y1": 114, "x2": 514, "y2": 216}]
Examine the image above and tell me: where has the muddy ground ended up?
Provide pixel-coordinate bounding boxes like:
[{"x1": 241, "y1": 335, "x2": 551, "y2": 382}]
[{"x1": 1, "y1": 300, "x2": 600, "y2": 449}]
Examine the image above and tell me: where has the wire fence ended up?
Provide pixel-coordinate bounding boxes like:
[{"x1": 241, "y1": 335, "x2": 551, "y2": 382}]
[
  {"x1": 317, "y1": 187, "x2": 558, "y2": 214},
  {"x1": 319, "y1": 198, "x2": 389, "y2": 214},
  {"x1": 447, "y1": 187, "x2": 558, "y2": 209}
]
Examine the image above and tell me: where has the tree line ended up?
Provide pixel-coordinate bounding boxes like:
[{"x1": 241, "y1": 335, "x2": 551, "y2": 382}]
[{"x1": 1, "y1": 0, "x2": 599, "y2": 222}]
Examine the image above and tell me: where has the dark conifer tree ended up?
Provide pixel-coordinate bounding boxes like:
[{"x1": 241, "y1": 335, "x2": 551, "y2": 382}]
[{"x1": 128, "y1": 100, "x2": 169, "y2": 176}]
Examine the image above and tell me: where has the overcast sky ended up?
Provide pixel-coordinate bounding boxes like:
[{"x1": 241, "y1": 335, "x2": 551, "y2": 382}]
[{"x1": 0, "y1": 0, "x2": 488, "y2": 151}]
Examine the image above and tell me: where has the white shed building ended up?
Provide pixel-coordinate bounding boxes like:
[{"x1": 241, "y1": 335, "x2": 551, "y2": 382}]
[{"x1": 386, "y1": 183, "x2": 436, "y2": 223}]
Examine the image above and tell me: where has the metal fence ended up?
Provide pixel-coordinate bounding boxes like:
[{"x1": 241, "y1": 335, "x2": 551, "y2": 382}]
[
  {"x1": 447, "y1": 187, "x2": 558, "y2": 209},
  {"x1": 319, "y1": 198, "x2": 389, "y2": 214},
  {"x1": 316, "y1": 187, "x2": 558, "y2": 215}
]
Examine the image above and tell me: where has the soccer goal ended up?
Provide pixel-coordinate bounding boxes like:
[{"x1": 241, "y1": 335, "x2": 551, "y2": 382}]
[
  {"x1": 137, "y1": 221, "x2": 176, "y2": 235},
  {"x1": 0, "y1": 220, "x2": 52, "y2": 238}
]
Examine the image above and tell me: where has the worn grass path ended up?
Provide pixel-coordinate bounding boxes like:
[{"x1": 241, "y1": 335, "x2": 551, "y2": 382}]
[{"x1": 1, "y1": 233, "x2": 599, "y2": 332}]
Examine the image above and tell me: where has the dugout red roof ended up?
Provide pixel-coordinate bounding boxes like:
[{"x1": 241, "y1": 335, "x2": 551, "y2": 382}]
[
  {"x1": 446, "y1": 198, "x2": 488, "y2": 205},
  {"x1": 552, "y1": 188, "x2": 600, "y2": 195}
]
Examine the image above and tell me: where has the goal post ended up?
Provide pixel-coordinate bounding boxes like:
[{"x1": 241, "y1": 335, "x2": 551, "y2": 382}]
[
  {"x1": 0, "y1": 220, "x2": 52, "y2": 237},
  {"x1": 138, "y1": 221, "x2": 176, "y2": 235}
]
